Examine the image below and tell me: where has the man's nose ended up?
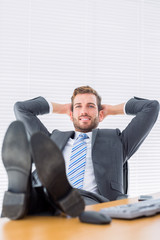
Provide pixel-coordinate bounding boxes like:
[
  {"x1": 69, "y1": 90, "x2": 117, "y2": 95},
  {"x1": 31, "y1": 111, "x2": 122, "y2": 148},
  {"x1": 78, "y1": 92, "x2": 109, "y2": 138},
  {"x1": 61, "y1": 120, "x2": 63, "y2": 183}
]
[{"x1": 80, "y1": 107, "x2": 88, "y2": 115}]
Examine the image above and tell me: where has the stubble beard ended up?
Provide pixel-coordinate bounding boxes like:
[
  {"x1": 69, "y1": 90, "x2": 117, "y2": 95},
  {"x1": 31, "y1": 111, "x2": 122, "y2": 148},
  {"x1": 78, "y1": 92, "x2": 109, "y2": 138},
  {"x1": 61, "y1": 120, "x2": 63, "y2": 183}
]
[{"x1": 72, "y1": 116, "x2": 99, "y2": 133}]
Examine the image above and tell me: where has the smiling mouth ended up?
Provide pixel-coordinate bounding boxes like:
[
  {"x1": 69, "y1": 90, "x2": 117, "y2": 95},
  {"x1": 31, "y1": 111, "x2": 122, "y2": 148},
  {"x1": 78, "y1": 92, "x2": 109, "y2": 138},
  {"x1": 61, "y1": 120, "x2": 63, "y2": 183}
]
[{"x1": 79, "y1": 116, "x2": 91, "y2": 121}]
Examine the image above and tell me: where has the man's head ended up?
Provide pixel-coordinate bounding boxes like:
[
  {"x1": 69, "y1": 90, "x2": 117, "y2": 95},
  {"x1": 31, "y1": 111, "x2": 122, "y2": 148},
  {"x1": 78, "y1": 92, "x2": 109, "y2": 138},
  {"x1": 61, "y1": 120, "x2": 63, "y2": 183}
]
[
  {"x1": 70, "y1": 86, "x2": 104, "y2": 133},
  {"x1": 71, "y1": 86, "x2": 102, "y2": 111}
]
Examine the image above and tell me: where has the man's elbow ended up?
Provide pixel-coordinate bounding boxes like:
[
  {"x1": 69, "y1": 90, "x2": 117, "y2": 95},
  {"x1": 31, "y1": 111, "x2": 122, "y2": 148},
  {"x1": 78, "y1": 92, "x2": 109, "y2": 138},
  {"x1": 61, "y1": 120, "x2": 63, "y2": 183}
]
[
  {"x1": 151, "y1": 100, "x2": 160, "y2": 120},
  {"x1": 14, "y1": 101, "x2": 24, "y2": 119}
]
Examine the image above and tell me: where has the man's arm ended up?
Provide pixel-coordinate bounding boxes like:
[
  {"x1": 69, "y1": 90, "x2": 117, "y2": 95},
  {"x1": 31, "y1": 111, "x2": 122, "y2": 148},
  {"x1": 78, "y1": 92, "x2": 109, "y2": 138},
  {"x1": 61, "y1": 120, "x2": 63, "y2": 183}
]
[
  {"x1": 50, "y1": 102, "x2": 71, "y2": 116},
  {"x1": 121, "y1": 97, "x2": 159, "y2": 161},
  {"x1": 101, "y1": 103, "x2": 125, "y2": 118},
  {"x1": 14, "y1": 97, "x2": 51, "y2": 137},
  {"x1": 101, "y1": 97, "x2": 159, "y2": 162}
]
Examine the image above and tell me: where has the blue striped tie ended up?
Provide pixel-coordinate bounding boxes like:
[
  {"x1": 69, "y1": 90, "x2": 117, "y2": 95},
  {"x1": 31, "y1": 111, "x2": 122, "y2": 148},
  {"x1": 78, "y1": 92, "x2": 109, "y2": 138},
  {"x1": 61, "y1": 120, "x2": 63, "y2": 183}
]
[{"x1": 67, "y1": 133, "x2": 88, "y2": 189}]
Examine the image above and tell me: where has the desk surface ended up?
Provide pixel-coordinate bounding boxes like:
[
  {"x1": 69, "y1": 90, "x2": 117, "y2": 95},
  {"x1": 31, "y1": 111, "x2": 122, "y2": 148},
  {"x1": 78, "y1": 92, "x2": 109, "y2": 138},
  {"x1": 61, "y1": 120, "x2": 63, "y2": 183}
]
[{"x1": 1, "y1": 192, "x2": 160, "y2": 240}]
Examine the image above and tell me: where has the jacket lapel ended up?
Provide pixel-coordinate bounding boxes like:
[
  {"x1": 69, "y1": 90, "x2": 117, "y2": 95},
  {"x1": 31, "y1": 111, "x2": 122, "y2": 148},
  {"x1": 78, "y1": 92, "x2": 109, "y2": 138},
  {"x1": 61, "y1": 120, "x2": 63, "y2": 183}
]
[
  {"x1": 92, "y1": 128, "x2": 98, "y2": 149},
  {"x1": 50, "y1": 130, "x2": 75, "y2": 151}
]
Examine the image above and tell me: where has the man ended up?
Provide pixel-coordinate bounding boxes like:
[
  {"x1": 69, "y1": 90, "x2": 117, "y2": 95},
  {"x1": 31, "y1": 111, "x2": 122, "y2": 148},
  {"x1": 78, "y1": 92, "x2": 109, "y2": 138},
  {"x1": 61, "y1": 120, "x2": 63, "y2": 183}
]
[{"x1": 1, "y1": 86, "x2": 159, "y2": 220}]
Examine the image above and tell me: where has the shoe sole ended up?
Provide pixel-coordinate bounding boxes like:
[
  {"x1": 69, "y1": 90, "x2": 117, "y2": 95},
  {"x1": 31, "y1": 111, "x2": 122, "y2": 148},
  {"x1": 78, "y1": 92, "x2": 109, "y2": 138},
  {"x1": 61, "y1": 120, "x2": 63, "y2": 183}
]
[
  {"x1": 30, "y1": 132, "x2": 85, "y2": 217},
  {"x1": 1, "y1": 121, "x2": 31, "y2": 219}
]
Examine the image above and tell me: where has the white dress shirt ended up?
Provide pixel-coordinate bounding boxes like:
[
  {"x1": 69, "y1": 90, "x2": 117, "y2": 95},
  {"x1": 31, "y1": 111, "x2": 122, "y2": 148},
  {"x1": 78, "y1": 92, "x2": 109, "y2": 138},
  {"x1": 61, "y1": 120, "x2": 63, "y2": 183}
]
[{"x1": 63, "y1": 131, "x2": 98, "y2": 193}]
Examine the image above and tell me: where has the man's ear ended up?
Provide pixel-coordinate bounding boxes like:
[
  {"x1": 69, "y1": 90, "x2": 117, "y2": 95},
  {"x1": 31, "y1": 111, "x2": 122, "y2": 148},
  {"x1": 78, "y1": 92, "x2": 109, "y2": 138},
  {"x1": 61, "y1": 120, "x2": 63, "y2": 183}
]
[
  {"x1": 99, "y1": 110, "x2": 104, "y2": 122},
  {"x1": 70, "y1": 111, "x2": 73, "y2": 121}
]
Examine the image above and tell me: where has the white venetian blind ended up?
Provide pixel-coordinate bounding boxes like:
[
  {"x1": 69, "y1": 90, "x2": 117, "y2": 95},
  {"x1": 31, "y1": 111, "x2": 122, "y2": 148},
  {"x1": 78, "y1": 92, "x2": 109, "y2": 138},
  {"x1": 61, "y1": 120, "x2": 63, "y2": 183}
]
[{"x1": 0, "y1": 0, "x2": 160, "y2": 212}]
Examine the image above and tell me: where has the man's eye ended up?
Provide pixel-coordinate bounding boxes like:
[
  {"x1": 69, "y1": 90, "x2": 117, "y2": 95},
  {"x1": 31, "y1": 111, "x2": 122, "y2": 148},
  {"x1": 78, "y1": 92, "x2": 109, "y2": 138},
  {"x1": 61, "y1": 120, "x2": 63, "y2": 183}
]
[
  {"x1": 89, "y1": 105, "x2": 94, "y2": 108},
  {"x1": 75, "y1": 105, "x2": 81, "y2": 108}
]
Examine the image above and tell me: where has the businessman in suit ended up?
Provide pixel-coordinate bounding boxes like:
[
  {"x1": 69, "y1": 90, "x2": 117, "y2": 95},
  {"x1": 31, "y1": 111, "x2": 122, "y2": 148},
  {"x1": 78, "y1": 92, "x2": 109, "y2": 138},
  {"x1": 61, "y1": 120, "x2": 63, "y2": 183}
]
[{"x1": 1, "y1": 86, "x2": 159, "y2": 220}]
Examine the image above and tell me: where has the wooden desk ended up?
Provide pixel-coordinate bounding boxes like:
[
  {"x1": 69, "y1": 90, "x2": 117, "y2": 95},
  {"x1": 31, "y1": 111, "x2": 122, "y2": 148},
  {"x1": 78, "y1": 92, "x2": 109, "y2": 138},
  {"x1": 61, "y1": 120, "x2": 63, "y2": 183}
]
[{"x1": 1, "y1": 192, "x2": 160, "y2": 240}]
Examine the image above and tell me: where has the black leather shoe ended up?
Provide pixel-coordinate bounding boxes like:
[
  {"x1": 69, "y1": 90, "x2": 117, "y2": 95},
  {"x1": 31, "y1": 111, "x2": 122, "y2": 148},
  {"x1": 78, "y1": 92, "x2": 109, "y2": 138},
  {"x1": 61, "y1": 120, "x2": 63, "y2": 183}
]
[
  {"x1": 30, "y1": 132, "x2": 85, "y2": 217},
  {"x1": 1, "y1": 121, "x2": 31, "y2": 220}
]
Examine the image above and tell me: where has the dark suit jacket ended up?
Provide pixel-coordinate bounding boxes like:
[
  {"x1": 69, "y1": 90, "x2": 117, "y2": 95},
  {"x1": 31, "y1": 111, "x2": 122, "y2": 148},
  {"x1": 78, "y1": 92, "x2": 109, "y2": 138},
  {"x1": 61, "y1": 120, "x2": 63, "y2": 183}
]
[{"x1": 14, "y1": 96, "x2": 159, "y2": 201}]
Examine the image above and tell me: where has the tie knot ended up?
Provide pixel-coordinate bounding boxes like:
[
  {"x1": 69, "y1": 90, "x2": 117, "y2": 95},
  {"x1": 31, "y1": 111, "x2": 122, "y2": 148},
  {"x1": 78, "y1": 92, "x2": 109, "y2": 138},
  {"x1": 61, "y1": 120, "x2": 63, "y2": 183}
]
[{"x1": 78, "y1": 133, "x2": 88, "y2": 140}]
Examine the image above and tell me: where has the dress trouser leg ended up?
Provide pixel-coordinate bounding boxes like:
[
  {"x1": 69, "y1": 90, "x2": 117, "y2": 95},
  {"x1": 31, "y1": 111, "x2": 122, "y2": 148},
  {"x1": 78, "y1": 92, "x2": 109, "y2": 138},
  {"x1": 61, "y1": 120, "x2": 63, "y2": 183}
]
[
  {"x1": 30, "y1": 170, "x2": 109, "y2": 215},
  {"x1": 28, "y1": 170, "x2": 59, "y2": 216},
  {"x1": 28, "y1": 186, "x2": 109, "y2": 215},
  {"x1": 28, "y1": 186, "x2": 59, "y2": 216}
]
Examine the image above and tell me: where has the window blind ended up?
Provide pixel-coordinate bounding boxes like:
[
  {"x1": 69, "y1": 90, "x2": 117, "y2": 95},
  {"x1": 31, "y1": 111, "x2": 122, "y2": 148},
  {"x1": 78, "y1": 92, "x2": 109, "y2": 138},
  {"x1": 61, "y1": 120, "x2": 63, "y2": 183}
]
[{"x1": 0, "y1": 0, "x2": 160, "y2": 213}]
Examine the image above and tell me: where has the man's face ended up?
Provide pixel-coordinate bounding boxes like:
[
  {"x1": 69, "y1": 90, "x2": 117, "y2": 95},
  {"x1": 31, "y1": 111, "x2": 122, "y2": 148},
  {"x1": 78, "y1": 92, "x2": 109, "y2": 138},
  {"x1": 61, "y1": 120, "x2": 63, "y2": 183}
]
[{"x1": 70, "y1": 93, "x2": 103, "y2": 133}]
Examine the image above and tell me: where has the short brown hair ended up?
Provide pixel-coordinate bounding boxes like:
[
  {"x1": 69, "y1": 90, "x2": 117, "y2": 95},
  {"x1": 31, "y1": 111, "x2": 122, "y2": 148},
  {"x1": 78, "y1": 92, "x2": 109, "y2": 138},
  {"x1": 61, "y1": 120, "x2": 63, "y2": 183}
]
[{"x1": 71, "y1": 86, "x2": 102, "y2": 111}]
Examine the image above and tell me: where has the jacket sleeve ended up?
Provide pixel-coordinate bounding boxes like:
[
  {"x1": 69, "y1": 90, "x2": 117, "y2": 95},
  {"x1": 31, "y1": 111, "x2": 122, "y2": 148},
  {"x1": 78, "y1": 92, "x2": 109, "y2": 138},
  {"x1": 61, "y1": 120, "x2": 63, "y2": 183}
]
[
  {"x1": 14, "y1": 96, "x2": 51, "y2": 137},
  {"x1": 122, "y1": 97, "x2": 159, "y2": 161}
]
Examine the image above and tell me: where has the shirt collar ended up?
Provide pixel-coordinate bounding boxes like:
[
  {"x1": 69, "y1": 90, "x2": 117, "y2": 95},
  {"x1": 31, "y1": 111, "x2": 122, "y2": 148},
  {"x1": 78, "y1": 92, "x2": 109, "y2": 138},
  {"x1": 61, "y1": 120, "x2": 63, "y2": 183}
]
[{"x1": 74, "y1": 131, "x2": 92, "y2": 140}]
